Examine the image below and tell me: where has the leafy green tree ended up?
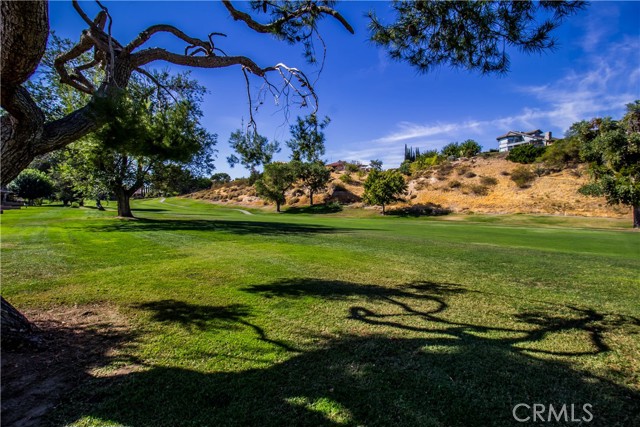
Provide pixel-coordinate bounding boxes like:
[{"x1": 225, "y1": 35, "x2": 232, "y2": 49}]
[
  {"x1": 541, "y1": 138, "x2": 582, "y2": 170},
  {"x1": 8, "y1": 169, "x2": 54, "y2": 205},
  {"x1": 227, "y1": 128, "x2": 280, "y2": 180},
  {"x1": 286, "y1": 114, "x2": 330, "y2": 162},
  {"x1": 296, "y1": 161, "x2": 331, "y2": 205},
  {"x1": 441, "y1": 142, "x2": 460, "y2": 158},
  {"x1": 211, "y1": 173, "x2": 232, "y2": 186},
  {"x1": 506, "y1": 144, "x2": 546, "y2": 164},
  {"x1": 369, "y1": 1, "x2": 585, "y2": 74},
  {"x1": 459, "y1": 140, "x2": 482, "y2": 157},
  {"x1": 578, "y1": 102, "x2": 640, "y2": 228},
  {"x1": 254, "y1": 162, "x2": 298, "y2": 212},
  {"x1": 150, "y1": 164, "x2": 213, "y2": 196},
  {"x1": 363, "y1": 169, "x2": 407, "y2": 214},
  {"x1": 61, "y1": 72, "x2": 216, "y2": 217},
  {"x1": 370, "y1": 159, "x2": 383, "y2": 171}
]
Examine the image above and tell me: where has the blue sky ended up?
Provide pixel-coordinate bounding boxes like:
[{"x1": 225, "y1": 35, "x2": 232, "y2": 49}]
[{"x1": 49, "y1": 1, "x2": 640, "y2": 177}]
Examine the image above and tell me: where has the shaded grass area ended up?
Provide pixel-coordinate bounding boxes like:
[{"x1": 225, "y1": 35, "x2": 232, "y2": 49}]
[{"x1": 1, "y1": 198, "x2": 639, "y2": 426}]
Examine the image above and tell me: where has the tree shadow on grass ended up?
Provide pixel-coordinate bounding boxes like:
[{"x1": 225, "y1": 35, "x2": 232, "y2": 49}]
[
  {"x1": 34, "y1": 281, "x2": 640, "y2": 426},
  {"x1": 386, "y1": 203, "x2": 452, "y2": 217},
  {"x1": 82, "y1": 218, "x2": 350, "y2": 236},
  {"x1": 283, "y1": 204, "x2": 343, "y2": 215}
]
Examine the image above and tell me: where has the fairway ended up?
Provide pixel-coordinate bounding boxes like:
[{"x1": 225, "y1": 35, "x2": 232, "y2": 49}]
[{"x1": 2, "y1": 198, "x2": 639, "y2": 426}]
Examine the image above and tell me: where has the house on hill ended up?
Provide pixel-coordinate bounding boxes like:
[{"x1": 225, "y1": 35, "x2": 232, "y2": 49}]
[
  {"x1": 327, "y1": 160, "x2": 347, "y2": 171},
  {"x1": 497, "y1": 129, "x2": 556, "y2": 152}
]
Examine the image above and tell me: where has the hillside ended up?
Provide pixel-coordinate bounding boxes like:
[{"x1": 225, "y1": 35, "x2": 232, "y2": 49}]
[{"x1": 185, "y1": 156, "x2": 630, "y2": 219}]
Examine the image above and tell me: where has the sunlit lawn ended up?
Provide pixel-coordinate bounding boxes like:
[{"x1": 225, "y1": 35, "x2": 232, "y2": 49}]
[{"x1": 2, "y1": 198, "x2": 639, "y2": 426}]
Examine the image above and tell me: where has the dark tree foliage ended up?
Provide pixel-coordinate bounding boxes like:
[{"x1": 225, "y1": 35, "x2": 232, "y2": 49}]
[
  {"x1": 286, "y1": 114, "x2": 330, "y2": 162},
  {"x1": 578, "y1": 102, "x2": 640, "y2": 227},
  {"x1": 7, "y1": 168, "x2": 55, "y2": 204},
  {"x1": 211, "y1": 172, "x2": 232, "y2": 185},
  {"x1": 506, "y1": 144, "x2": 546, "y2": 164},
  {"x1": 363, "y1": 169, "x2": 407, "y2": 214},
  {"x1": 227, "y1": 128, "x2": 280, "y2": 178},
  {"x1": 254, "y1": 161, "x2": 298, "y2": 212},
  {"x1": 369, "y1": 0, "x2": 586, "y2": 74},
  {"x1": 459, "y1": 139, "x2": 482, "y2": 157},
  {"x1": 295, "y1": 161, "x2": 331, "y2": 205},
  {"x1": 404, "y1": 145, "x2": 421, "y2": 162},
  {"x1": 441, "y1": 142, "x2": 460, "y2": 158},
  {"x1": 370, "y1": 159, "x2": 383, "y2": 171}
]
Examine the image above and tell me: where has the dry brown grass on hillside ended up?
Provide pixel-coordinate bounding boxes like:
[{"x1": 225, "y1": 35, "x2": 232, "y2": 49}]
[
  {"x1": 407, "y1": 157, "x2": 629, "y2": 218},
  {"x1": 183, "y1": 158, "x2": 630, "y2": 218}
]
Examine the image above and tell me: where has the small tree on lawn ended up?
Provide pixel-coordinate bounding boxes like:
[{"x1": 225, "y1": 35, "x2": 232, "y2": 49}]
[
  {"x1": 363, "y1": 169, "x2": 407, "y2": 214},
  {"x1": 8, "y1": 169, "x2": 54, "y2": 205},
  {"x1": 255, "y1": 162, "x2": 298, "y2": 212},
  {"x1": 297, "y1": 161, "x2": 331, "y2": 205},
  {"x1": 578, "y1": 101, "x2": 640, "y2": 228}
]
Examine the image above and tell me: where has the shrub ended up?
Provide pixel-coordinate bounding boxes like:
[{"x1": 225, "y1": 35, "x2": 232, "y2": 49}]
[
  {"x1": 480, "y1": 176, "x2": 498, "y2": 186},
  {"x1": 411, "y1": 154, "x2": 441, "y2": 173},
  {"x1": 464, "y1": 171, "x2": 477, "y2": 178},
  {"x1": 70, "y1": 202, "x2": 80, "y2": 208},
  {"x1": 541, "y1": 137, "x2": 582, "y2": 170},
  {"x1": 459, "y1": 139, "x2": 482, "y2": 157},
  {"x1": 533, "y1": 165, "x2": 548, "y2": 177},
  {"x1": 457, "y1": 166, "x2": 469, "y2": 176},
  {"x1": 345, "y1": 162, "x2": 360, "y2": 173},
  {"x1": 469, "y1": 184, "x2": 490, "y2": 195},
  {"x1": 500, "y1": 170, "x2": 510, "y2": 176},
  {"x1": 7, "y1": 169, "x2": 55, "y2": 205},
  {"x1": 288, "y1": 197, "x2": 300, "y2": 205},
  {"x1": 357, "y1": 169, "x2": 366, "y2": 178},
  {"x1": 441, "y1": 142, "x2": 460, "y2": 157},
  {"x1": 339, "y1": 173, "x2": 353, "y2": 184},
  {"x1": 506, "y1": 144, "x2": 546, "y2": 164},
  {"x1": 511, "y1": 166, "x2": 536, "y2": 188},
  {"x1": 449, "y1": 180, "x2": 462, "y2": 188},
  {"x1": 398, "y1": 161, "x2": 412, "y2": 176}
]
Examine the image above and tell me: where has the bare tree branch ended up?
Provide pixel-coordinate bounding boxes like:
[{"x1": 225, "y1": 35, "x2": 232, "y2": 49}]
[
  {"x1": 221, "y1": 1, "x2": 354, "y2": 35},
  {"x1": 123, "y1": 24, "x2": 214, "y2": 56}
]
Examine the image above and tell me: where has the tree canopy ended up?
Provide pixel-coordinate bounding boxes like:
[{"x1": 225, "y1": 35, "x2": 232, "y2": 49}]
[
  {"x1": 286, "y1": 114, "x2": 330, "y2": 163},
  {"x1": 577, "y1": 101, "x2": 640, "y2": 228},
  {"x1": 227, "y1": 128, "x2": 280, "y2": 179},
  {"x1": 254, "y1": 161, "x2": 298, "y2": 212},
  {"x1": 363, "y1": 169, "x2": 407, "y2": 214}
]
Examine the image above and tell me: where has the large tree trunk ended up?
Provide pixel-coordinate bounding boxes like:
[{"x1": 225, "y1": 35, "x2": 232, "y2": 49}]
[
  {"x1": 309, "y1": 191, "x2": 314, "y2": 206},
  {"x1": 1, "y1": 296, "x2": 36, "y2": 347},
  {"x1": 276, "y1": 200, "x2": 281, "y2": 213},
  {"x1": 115, "y1": 187, "x2": 134, "y2": 218},
  {"x1": 633, "y1": 205, "x2": 639, "y2": 229}
]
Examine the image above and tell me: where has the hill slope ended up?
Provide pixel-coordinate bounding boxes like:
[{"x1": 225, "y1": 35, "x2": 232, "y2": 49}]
[{"x1": 186, "y1": 157, "x2": 630, "y2": 218}]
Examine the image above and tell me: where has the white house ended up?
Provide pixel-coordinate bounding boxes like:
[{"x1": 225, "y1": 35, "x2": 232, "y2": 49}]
[{"x1": 496, "y1": 129, "x2": 555, "y2": 152}]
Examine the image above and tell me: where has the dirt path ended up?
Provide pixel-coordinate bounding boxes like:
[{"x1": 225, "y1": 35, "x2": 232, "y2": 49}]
[
  {"x1": 234, "y1": 209, "x2": 253, "y2": 215},
  {"x1": 1, "y1": 305, "x2": 132, "y2": 427}
]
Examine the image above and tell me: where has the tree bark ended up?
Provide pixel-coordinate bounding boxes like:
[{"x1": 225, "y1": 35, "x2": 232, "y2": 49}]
[
  {"x1": 382, "y1": 203, "x2": 386, "y2": 215},
  {"x1": 276, "y1": 200, "x2": 281, "y2": 213},
  {"x1": 633, "y1": 205, "x2": 639, "y2": 229},
  {"x1": 115, "y1": 187, "x2": 134, "y2": 218},
  {"x1": 1, "y1": 296, "x2": 36, "y2": 347},
  {"x1": 309, "y1": 191, "x2": 314, "y2": 206}
]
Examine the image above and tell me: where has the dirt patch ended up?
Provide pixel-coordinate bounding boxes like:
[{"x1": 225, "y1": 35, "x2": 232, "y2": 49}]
[{"x1": 1, "y1": 304, "x2": 134, "y2": 427}]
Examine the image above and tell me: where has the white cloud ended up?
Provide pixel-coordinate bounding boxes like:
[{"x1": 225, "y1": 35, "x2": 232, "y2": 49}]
[{"x1": 360, "y1": 35, "x2": 639, "y2": 165}]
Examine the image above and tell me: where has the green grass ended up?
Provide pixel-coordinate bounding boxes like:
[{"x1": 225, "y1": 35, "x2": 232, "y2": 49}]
[{"x1": 2, "y1": 198, "x2": 639, "y2": 426}]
